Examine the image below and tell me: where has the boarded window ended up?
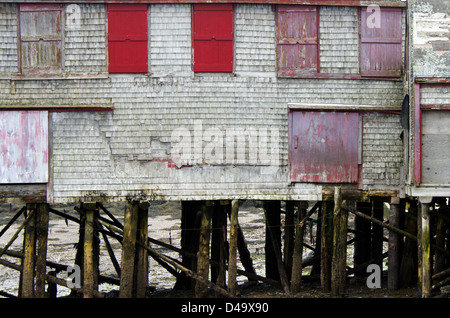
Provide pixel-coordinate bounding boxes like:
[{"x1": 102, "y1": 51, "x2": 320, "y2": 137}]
[
  {"x1": 360, "y1": 7, "x2": 402, "y2": 77},
  {"x1": 421, "y1": 110, "x2": 450, "y2": 185},
  {"x1": 0, "y1": 111, "x2": 49, "y2": 184},
  {"x1": 277, "y1": 5, "x2": 319, "y2": 77},
  {"x1": 193, "y1": 4, "x2": 233, "y2": 73},
  {"x1": 108, "y1": 4, "x2": 148, "y2": 73},
  {"x1": 289, "y1": 111, "x2": 359, "y2": 183},
  {"x1": 19, "y1": 4, "x2": 62, "y2": 74}
]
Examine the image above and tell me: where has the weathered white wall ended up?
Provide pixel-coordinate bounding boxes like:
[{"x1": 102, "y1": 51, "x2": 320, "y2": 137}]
[
  {"x1": 0, "y1": 4, "x2": 405, "y2": 203},
  {"x1": 411, "y1": 0, "x2": 450, "y2": 78}
]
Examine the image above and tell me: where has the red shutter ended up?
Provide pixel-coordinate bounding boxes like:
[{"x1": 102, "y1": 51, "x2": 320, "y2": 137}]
[
  {"x1": 193, "y1": 4, "x2": 233, "y2": 73},
  {"x1": 289, "y1": 111, "x2": 359, "y2": 183},
  {"x1": 360, "y1": 7, "x2": 402, "y2": 77},
  {"x1": 277, "y1": 5, "x2": 319, "y2": 77},
  {"x1": 108, "y1": 4, "x2": 148, "y2": 73}
]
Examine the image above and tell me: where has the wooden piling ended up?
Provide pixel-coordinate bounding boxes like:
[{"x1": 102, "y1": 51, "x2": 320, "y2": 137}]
[
  {"x1": 265, "y1": 201, "x2": 290, "y2": 293},
  {"x1": 388, "y1": 197, "x2": 401, "y2": 290},
  {"x1": 83, "y1": 203, "x2": 98, "y2": 298},
  {"x1": 118, "y1": 200, "x2": 150, "y2": 298},
  {"x1": 19, "y1": 203, "x2": 50, "y2": 298},
  {"x1": 195, "y1": 201, "x2": 213, "y2": 298},
  {"x1": 236, "y1": 213, "x2": 256, "y2": 282},
  {"x1": 434, "y1": 202, "x2": 449, "y2": 275},
  {"x1": 372, "y1": 200, "x2": 384, "y2": 270},
  {"x1": 320, "y1": 200, "x2": 333, "y2": 292},
  {"x1": 284, "y1": 201, "x2": 295, "y2": 280},
  {"x1": 175, "y1": 201, "x2": 201, "y2": 290},
  {"x1": 119, "y1": 200, "x2": 139, "y2": 298},
  {"x1": 211, "y1": 201, "x2": 227, "y2": 290},
  {"x1": 228, "y1": 199, "x2": 239, "y2": 297},
  {"x1": 331, "y1": 187, "x2": 347, "y2": 297},
  {"x1": 21, "y1": 203, "x2": 37, "y2": 298},
  {"x1": 264, "y1": 201, "x2": 281, "y2": 281},
  {"x1": 291, "y1": 201, "x2": 307, "y2": 293},
  {"x1": 135, "y1": 201, "x2": 149, "y2": 298},
  {"x1": 35, "y1": 203, "x2": 49, "y2": 298},
  {"x1": 400, "y1": 201, "x2": 418, "y2": 287},
  {"x1": 354, "y1": 201, "x2": 372, "y2": 279},
  {"x1": 419, "y1": 198, "x2": 432, "y2": 298}
]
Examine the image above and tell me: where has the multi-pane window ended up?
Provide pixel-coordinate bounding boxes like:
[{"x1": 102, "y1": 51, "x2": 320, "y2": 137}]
[
  {"x1": 193, "y1": 4, "x2": 234, "y2": 73},
  {"x1": 107, "y1": 4, "x2": 148, "y2": 73},
  {"x1": 19, "y1": 4, "x2": 63, "y2": 75}
]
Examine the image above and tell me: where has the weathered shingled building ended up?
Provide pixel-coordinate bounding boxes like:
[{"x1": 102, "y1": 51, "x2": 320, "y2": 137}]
[
  {"x1": 0, "y1": 0, "x2": 448, "y2": 298},
  {"x1": 0, "y1": 1, "x2": 406, "y2": 203}
]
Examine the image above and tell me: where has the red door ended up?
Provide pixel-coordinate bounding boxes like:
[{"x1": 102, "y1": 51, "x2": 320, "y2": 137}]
[{"x1": 289, "y1": 111, "x2": 359, "y2": 183}]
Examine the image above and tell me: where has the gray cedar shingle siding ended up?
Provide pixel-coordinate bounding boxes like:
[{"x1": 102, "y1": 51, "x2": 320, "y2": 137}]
[
  {"x1": 0, "y1": 3, "x2": 18, "y2": 74},
  {"x1": 0, "y1": 3, "x2": 405, "y2": 203}
]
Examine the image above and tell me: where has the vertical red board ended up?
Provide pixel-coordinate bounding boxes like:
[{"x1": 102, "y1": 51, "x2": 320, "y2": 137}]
[
  {"x1": 0, "y1": 111, "x2": 49, "y2": 184},
  {"x1": 108, "y1": 4, "x2": 148, "y2": 73},
  {"x1": 277, "y1": 6, "x2": 318, "y2": 77},
  {"x1": 289, "y1": 111, "x2": 359, "y2": 183},
  {"x1": 360, "y1": 7, "x2": 402, "y2": 77},
  {"x1": 193, "y1": 4, "x2": 233, "y2": 73},
  {"x1": 413, "y1": 83, "x2": 422, "y2": 185}
]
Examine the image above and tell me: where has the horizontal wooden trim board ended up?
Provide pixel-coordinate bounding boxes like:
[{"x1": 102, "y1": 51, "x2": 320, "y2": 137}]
[
  {"x1": 420, "y1": 104, "x2": 450, "y2": 111},
  {"x1": 0, "y1": 105, "x2": 114, "y2": 112},
  {"x1": 415, "y1": 77, "x2": 450, "y2": 84},
  {"x1": 0, "y1": 0, "x2": 407, "y2": 7},
  {"x1": 288, "y1": 103, "x2": 402, "y2": 112}
]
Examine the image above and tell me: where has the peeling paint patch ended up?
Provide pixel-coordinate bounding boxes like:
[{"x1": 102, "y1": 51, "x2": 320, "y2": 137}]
[{"x1": 0, "y1": 111, "x2": 49, "y2": 184}]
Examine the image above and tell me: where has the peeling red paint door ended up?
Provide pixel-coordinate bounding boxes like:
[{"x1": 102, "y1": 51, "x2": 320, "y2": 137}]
[
  {"x1": 20, "y1": 4, "x2": 62, "y2": 74},
  {"x1": 0, "y1": 111, "x2": 49, "y2": 184},
  {"x1": 289, "y1": 111, "x2": 359, "y2": 183}
]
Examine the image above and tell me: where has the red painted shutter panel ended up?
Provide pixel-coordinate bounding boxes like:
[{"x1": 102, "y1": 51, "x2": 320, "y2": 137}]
[
  {"x1": 289, "y1": 111, "x2": 359, "y2": 183},
  {"x1": 108, "y1": 4, "x2": 148, "y2": 73},
  {"x1": 193, "y1": 4, "x2": 233, "y2": 73},
  {"x1": 277, "y1": 5, "x2": 318, "y2": 77},
  {"x1": 360, "y1": 7, "x2": 402, "y2": 77}
]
